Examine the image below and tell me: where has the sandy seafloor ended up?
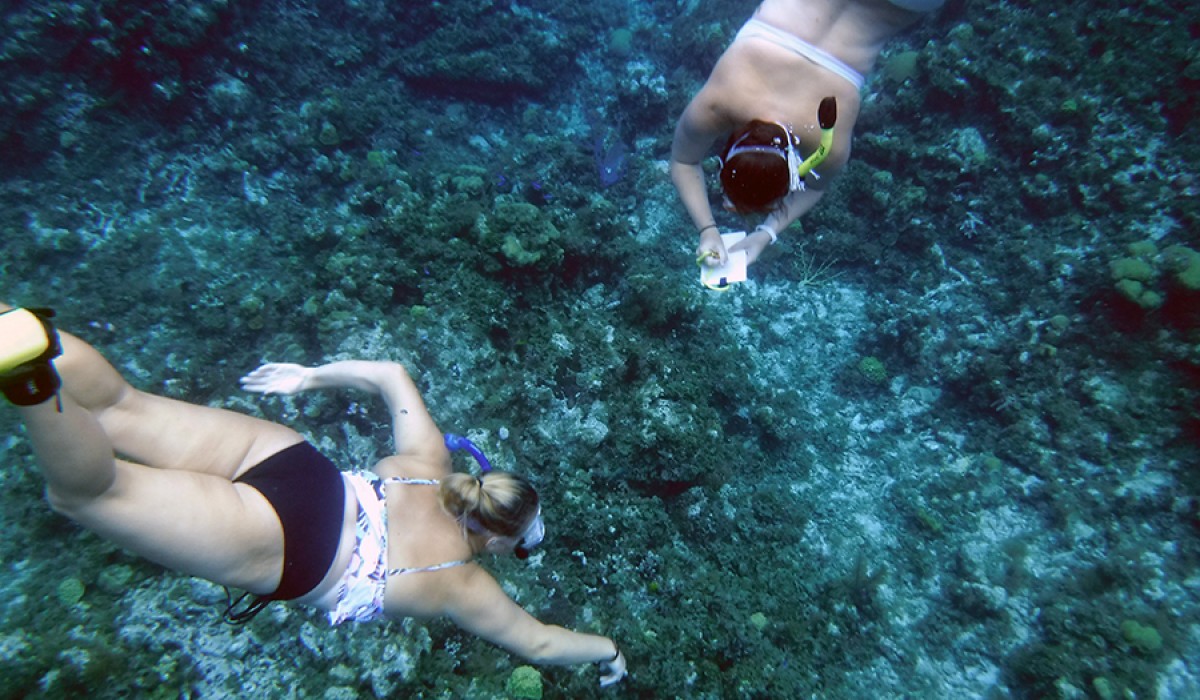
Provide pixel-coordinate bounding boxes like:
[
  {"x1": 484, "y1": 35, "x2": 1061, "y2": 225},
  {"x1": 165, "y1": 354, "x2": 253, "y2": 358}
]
[{"x1": 1, "y1": 0, "x2": 1198, "y2": 697}]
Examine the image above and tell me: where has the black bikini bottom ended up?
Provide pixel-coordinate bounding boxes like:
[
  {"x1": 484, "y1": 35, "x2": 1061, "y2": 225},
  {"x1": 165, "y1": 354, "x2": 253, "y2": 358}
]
[{"x1": 234, "y1": 441, "x2": 345, "y2": 600}]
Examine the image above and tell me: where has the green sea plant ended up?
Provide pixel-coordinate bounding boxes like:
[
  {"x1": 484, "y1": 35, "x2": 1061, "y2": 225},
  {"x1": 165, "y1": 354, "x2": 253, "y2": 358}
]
[
  {"x1": 56, "y1": 577, "x2": 86, "y2": 606},
  {"x1": 506, "y1": 665, "x2": 543, "y2": 699},
  {"x1": 1092, "y1": 677, "x2": 1119, "y2": 700},
  {"x1": 478, "y1": 200, "x2": 563, "y2": 269},
  {"x1": 914, "y1": 506, "x2": 944, "y2": 534},
  {"x1": 792, "y1": 245, "x2": 842, "y2": 287},
  {"x1": 1161, "y1": 244, "x2": 1200, "y2": 290},
  {"x1": 1108, "y1": 240, "x2": 1200, "y2": 310},
  {"x1": 857, "y1": 356, "x2": 888, "y2": 386},
  {"x1": 1110, "y1": 248, "x2": 1161, "y2": 309},
  {"x1": 1119, "y1": 619, "x2": 1162, "y2": 654}
]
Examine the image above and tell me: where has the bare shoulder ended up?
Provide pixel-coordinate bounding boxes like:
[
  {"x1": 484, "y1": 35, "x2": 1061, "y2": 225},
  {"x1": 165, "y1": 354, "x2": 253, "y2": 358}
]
[
  {"x1": 372, "y1": 453, "x2": 451, "y2": 480},
  {"x1": 676, "y1": 50, "x2": 758, "y2": 142},
  {"x1": 707, "y1": 41, "x2": 769, "y2": 97},
  {"x1": 385, "y1": 560, "x2": 491, "y2": 619}
]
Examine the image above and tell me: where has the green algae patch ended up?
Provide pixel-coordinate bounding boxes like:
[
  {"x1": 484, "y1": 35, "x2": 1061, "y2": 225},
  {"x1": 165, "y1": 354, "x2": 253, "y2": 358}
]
[
  {"x1": 857, "y1": 356, "x2": 888, "y2": 386},
  {"x1": 1120, "y1": 620, "x2": 1162, "y2": 654},
  {"x1": 56, "y1": 577, "x2": 86, "y2": 606},
  {"x1": 506, "y1": 665, "x2": 543, "y2": 699}
]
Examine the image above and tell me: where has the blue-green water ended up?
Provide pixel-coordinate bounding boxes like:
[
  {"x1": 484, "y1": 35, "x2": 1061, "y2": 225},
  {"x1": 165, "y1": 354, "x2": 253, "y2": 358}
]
[{"x1": 1, "y1": 0, "x2": 1198, "y2": 697}]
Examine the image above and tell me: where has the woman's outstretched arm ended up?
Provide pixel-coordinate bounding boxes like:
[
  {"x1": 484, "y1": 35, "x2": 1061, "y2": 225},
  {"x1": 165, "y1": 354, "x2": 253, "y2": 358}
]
[
  {"x1": 241, "y1": 360, "x2": 442, "y2": 459},
  {"x1": 440, "y1": 564, "x2": 628, "y2": 686}
]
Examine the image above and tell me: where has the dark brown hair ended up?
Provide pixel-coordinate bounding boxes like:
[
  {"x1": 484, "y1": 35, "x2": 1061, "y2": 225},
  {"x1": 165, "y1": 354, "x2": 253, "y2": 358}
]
[{"x1": 718, "y1": 120, "x2": 793, "y2": 214}]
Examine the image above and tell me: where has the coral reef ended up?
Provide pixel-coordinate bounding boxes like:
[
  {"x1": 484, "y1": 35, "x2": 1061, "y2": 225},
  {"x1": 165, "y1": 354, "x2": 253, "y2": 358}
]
[{"x1": 0, "y1": 0, "x2": 1197, "y2": 698}]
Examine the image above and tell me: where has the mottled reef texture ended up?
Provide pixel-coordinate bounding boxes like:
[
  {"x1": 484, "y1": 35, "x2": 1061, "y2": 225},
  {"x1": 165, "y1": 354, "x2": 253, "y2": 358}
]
[{"x1": 1, "y1": 0, "x2": 1197, "y2": 697}]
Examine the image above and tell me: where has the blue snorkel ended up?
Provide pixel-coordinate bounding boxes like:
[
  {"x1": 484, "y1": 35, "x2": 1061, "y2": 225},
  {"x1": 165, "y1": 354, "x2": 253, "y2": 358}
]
[{"x1": 444, "y1": 433, "x2": 493, "y2": 473}]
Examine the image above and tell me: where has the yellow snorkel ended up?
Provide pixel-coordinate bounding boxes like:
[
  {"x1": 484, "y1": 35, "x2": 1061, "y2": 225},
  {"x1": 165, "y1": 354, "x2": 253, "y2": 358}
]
[{"x1": 791, "y1": 96, "x2": 838, "y2": 183}]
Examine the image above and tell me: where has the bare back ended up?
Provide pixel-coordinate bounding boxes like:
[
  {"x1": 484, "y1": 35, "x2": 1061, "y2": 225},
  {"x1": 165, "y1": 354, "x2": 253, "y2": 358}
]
[
  {"x1": 676, "y1": 0, "x2": 931, "y2": 170},
  {"x1": 373, "y1": 453, "x2": 481, "y2": 618},
  {"x1": 754, "y1": 0, "x2": 929, "y2": 73}
]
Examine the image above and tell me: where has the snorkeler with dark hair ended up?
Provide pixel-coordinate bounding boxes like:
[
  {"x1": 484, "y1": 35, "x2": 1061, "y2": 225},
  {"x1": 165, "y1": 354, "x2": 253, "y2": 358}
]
[
  {"x1": 0, "y1": 304, "x2": 627, "y2": 687},
  {"x1": 671, "y1": 0, "x2": 943, "y2": 270}
]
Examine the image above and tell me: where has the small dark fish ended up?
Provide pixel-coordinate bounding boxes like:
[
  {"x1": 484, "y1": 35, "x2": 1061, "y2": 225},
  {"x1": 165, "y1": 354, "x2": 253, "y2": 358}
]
[{"x1": 526, "y1": 180, "x2": 553, "y2": 205}]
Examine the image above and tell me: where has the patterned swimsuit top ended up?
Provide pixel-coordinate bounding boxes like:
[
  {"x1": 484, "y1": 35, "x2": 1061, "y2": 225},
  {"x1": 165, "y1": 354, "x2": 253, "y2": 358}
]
[{"x1": 327, "y1": 472, "x2": 472, "y2": 625}]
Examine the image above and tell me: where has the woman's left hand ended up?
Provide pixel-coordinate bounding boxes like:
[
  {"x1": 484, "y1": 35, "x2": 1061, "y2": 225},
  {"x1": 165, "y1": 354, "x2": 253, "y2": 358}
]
[
  {"x1": 240, "y1": 363, "x2": 313, "y2": 395},
  {"x1": 728, "y1": 229, "x2": 772, "y2": 265}
]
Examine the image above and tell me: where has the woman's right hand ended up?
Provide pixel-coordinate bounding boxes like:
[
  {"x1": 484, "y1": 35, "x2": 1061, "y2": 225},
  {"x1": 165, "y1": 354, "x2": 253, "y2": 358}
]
[{"x1": 240, "y1": 363, "x2": 313, "y2": 395}]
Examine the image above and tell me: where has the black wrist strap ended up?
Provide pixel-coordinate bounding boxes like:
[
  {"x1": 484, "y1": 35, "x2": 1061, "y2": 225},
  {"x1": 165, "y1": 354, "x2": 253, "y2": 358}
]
[{"x1": 607, "y1": 641, "x2": 621, "y2": 663}]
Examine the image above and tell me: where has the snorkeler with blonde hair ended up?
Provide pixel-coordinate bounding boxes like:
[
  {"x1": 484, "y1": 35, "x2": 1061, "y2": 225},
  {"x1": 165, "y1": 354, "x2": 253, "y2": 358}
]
[
  {"x1": 671, "y1": 0, "x2": 943, "y2": 269},
  {"x1": 0, "y1": 304, "x2": 626, "y2": 687}
]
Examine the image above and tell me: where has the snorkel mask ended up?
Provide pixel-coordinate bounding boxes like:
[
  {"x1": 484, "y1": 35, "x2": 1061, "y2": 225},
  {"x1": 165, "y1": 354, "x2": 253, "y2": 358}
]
[
  {"x1": 721, "y1": 96, "x2": 839, "y2": 195},
  {"x1": 513, "y1": 506, "x2": 545, "y2": 560}
]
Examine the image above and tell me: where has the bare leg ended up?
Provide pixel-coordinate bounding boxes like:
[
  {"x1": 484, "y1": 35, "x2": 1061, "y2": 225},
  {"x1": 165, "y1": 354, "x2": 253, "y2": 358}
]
[
  {"x1": 3, "y1": 301, "x2": 116, "y2": 501},
  {"x1": 7, "y1": 303, "x2": 303, "y2": 480},
  {"x1": 3, "y1": 303, "x2": 295, "y2": 592},
  {"x1": 18, "y1": 394, "x2": 116, "y2": 503},
  {"x1": 15, "y1": 371, "x2": 289, "y2": 593}
]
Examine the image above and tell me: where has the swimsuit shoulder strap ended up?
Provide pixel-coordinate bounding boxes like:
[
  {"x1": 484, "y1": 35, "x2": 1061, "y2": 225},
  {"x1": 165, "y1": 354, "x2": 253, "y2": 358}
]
[
  {"x1": 386, "y1": 559, "x2": 473, "y2": 577},
  {"x1": 382, "y1": 476, "x2": 440, "y2": 486}
]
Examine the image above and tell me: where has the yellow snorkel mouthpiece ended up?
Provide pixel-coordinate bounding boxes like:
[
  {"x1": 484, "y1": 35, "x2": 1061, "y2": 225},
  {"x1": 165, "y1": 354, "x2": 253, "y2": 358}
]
[{"x1": 794, "y1": 96, "x2": 838, "y2": 180}]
